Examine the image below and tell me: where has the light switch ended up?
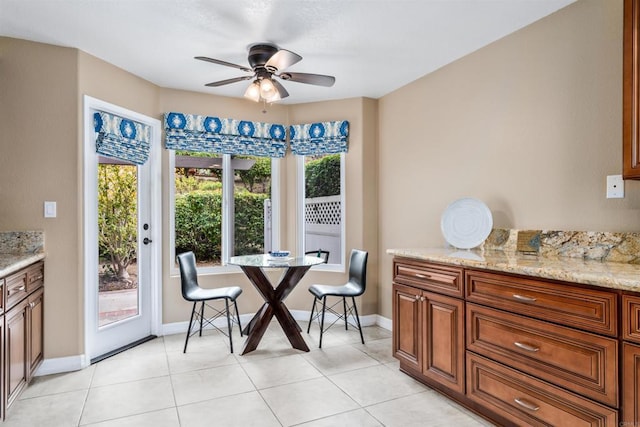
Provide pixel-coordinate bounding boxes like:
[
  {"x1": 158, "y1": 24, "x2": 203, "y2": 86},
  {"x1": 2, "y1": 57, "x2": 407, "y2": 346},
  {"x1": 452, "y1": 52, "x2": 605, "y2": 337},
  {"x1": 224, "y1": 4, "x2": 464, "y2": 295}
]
[
  {"x1": 44, "y1": 201, "x2": 57, "y2": 218},
  {"x1": 606, "y1": 175, "x2": 624, "y2": 199}
]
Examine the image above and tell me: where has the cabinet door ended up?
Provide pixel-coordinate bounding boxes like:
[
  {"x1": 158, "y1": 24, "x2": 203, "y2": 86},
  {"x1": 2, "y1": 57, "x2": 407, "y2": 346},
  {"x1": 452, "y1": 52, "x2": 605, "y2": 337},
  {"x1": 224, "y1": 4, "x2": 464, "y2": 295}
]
[
  {"x1": 423, "y1": 291, "x2": 465, "y2": 394},
  {"x1": 392, "y1": 283, "x2": 421, "y2": 370},
  {"x1": 6, "y1": 302, "x2": 27, "y2": 407},
  {"x1": 624, "y1": 0, "x2": 640, "y2": 178},
  {"x1": 27, "y1": 288, "x2": 44, "y2": 380},
  {"x1": 624, "y1": 342, "x2": 640, "y2": 424}
]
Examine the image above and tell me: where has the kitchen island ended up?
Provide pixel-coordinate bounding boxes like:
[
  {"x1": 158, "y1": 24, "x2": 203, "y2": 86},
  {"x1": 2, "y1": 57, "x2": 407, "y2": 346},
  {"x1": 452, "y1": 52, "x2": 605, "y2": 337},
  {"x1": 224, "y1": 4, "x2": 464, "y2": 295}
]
[{"x1": 388, "y1": 239, "x2": 640, "y2": 426}]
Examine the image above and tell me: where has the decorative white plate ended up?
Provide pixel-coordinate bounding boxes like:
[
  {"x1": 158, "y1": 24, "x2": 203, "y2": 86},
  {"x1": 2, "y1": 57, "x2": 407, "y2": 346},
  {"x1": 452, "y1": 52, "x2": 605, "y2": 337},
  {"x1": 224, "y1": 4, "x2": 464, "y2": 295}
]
[{"x1": 440, "y1": 198, "x2": 493, "y2": 249}]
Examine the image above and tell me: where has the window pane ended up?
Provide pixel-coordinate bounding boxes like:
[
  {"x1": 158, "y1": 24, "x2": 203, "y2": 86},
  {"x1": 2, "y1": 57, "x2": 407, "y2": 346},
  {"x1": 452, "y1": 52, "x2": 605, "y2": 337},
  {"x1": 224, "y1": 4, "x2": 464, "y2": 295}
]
[
  {"x1": 304, "y1": 153, "x2": 342, "y2": 264},
  {"x1": 233, "y1": 155, "x2": 271, "y2": 256},
  {"x1": 174, "y1": 152, "x2": 223, "y2": 267},
  {"x1": 97, "y1": 160, "x2": 139, "y2": 326}
]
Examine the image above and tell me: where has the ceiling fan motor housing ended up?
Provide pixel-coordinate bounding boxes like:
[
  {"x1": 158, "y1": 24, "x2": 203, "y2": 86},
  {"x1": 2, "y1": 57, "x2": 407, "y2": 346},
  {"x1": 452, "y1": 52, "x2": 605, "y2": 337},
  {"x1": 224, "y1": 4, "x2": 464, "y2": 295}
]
[{"x1": 248, "y1": 44, "x2": 278, "y2": 70}]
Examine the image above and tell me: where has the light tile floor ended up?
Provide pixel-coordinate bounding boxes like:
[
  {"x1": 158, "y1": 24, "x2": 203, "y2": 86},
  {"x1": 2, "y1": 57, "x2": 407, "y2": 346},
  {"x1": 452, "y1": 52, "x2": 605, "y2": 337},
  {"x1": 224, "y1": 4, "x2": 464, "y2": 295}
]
[{"x1": 9, "y1": 322, "x2": 495, "y2": 426}]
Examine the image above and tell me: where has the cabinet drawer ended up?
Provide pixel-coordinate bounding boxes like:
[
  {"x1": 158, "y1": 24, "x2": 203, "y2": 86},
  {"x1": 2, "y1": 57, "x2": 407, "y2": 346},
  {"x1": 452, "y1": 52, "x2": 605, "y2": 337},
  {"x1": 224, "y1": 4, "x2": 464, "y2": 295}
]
[
  {"x1": 5, "y1": 271, "x2": 28, "y2": 310},
  {"x1": 623, "y1": 294, "x2": 640, "y2": 344},
  {"x1": 465, "y1": 270, "x2": 617, "y2": 337},
  {"x1": 25, "y1": 262, "x2": 44, "y2": 293},
  {"x1": 394, "y1": 259, "x2": 463, "y2": 297},
  {"x1": 467, "y1": 353, "x2": 618, "y2": 427},
  {"x1": 467, "y1": 303, "x2": 618, "y2": 407}
]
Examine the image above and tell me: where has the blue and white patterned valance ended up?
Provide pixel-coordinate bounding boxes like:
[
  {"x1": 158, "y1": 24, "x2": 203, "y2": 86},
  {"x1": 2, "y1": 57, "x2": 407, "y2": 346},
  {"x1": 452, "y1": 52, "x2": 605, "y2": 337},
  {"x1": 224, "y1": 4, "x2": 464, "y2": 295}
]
[
  {"x1": 289, "y1": 121, "x2": 349, "y2": 156},
  {"x1": 94, "y1": 111, "x2": 151, "y2": 165},
  {"x1": 164, "y1": 112, "x2": 287, "y2": 158}
]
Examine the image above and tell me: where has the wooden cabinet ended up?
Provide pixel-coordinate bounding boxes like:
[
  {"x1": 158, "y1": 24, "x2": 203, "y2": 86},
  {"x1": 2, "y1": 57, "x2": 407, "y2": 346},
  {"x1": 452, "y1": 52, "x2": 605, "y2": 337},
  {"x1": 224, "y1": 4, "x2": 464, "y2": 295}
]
[
  {"x1": 393, "y1": 256, "x2": 625, "y2": 425},
  {"x1": 392, "y1": 259, "x2": 465, "y2": 395},
  {"x1": 622, "y1": 295, "x2": 640, "y2": 424},
  {"x1": 624, "y1": 0, "x2": 640, "y2": 178},
  {"x1": 0, "y1": 261, "x2": 44, "y2": 419}
]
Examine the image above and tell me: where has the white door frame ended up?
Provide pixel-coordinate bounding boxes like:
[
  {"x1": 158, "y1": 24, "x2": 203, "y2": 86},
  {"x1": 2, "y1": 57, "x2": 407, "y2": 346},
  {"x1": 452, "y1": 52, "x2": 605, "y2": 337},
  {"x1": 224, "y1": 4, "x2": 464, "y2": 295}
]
[{"x1": 82, "y1": 95, "x2": 162, "y2": 365}]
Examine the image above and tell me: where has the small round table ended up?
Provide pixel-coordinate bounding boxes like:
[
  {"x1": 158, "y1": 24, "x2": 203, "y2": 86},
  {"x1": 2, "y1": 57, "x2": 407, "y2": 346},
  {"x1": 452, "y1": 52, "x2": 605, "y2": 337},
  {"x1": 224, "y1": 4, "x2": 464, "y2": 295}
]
[{"x1": 229, "y1": 254, "x2": 325, "y2": 355}]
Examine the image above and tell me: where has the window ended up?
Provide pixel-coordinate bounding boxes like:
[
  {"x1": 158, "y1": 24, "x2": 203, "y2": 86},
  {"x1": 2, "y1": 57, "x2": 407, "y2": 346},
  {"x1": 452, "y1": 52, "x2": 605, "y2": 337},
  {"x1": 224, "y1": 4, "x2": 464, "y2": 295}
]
[
  {"x1": 170, "y1": 151, "x2": 279, "y2": 272},
  {"x1": 297, "y1": 152, "x2": 345, "y2": 269}
]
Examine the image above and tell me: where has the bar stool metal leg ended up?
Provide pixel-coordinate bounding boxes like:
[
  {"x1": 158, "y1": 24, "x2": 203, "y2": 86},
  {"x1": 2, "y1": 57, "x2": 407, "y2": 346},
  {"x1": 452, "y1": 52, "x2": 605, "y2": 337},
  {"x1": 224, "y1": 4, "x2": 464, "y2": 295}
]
[
  {"x1": 343, "y1": 297, "x2": 348, "y2": 330},
  {"x1": 199, "y1": 301, "x2": 205, "y2": 336},
  {"x1": 225, "y1": 299, "x2": 233, "y2": 353},
  {"x1": 319, "y1": 297, "x2": 327, "y2": 348},
  {"x1": 307, "y1": 298, "x2": 317, "y2": 333},
  {"x1": 234, "y1": 300, "x2": 243, "y2": 337},
  {"x1": 352, "y1": 296, "x2": 364, "y2": 344},
  {"x1": 184, "y1": 302, "x2": 197, "y2": 353}
]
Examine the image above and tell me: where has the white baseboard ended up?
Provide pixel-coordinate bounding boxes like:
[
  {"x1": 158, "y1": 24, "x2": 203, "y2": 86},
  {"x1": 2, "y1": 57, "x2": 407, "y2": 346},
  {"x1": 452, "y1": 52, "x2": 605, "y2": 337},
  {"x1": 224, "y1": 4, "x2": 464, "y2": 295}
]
[
  {"x1": 36, "y1": 312, "x2": 392, "y2": 377},
  {"x1": 34, "y1": 354, "x2": 89, "y2": 376}
]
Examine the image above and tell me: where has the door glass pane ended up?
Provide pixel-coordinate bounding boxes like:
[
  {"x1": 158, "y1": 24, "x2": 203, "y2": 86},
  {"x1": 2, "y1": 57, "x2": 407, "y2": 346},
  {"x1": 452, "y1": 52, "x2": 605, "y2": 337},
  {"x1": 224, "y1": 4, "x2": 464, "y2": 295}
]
[
  {"x1": 233, "y1": 155, "x2": 271, "y2": 256},
  {"x1": 304, "y1": 153, "x2": 342, "y2": 264},
  {"x1": 97, "y1": 158, "x2": 139, "y2": 327},
  {"x1": 174, "y1": 151, "x2": 223, "y2": 267}
]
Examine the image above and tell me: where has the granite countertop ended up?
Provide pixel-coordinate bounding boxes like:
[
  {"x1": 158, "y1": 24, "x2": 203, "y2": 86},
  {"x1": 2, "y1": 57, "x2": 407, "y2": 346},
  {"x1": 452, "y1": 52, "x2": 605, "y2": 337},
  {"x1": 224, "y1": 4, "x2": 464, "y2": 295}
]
[
  {"x1": 387, "y1": 248, "x2": 640, "y2": 292},
  {"x1": 0, "y1": 252, "x2": 46, "y2": 278},
  {"x1": 0, "y1": 231, "x2": 45, "y2": 278}
]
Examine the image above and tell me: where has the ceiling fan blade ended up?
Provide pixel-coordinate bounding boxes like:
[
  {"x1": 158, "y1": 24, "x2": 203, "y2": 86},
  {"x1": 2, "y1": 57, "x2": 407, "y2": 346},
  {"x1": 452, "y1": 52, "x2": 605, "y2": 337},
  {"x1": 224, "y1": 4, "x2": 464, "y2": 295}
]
[
  {"x1": 265, "y1": 49, "x2": 302, "y2": 71},
  {"x1": 205, "y1": 75, "x2": 253, "y2": 87},
  {"x1": 271, "y1": 79, "x2": 290, "y2": 99},
  {"x1": 195, "y1": 56, "x2": 252, "y2": 73},
  {"x1": 278, "y1": 72, "x2": 335, "y2": 87}
]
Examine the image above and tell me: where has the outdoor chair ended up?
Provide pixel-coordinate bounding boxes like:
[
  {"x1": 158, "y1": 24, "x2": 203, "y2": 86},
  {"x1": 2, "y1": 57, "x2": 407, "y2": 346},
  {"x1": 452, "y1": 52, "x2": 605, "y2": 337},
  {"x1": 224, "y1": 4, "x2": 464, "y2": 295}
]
[
  {"x1": 177, "y1": 251, "x2": 243, "y2": 353},
  {"x1": 307, "y1": 249, "x2": 368, "y2": 348},
  {"x1": 305, "y1": 249, "x2": 330, "y2": 264}
]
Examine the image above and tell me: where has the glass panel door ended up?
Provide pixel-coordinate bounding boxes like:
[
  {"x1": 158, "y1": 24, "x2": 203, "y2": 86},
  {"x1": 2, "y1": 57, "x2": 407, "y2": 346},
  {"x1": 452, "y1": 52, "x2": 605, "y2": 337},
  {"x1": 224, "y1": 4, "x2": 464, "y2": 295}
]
[{"x1": 97, "y1": 157, "x2": 140, "y2": 327}]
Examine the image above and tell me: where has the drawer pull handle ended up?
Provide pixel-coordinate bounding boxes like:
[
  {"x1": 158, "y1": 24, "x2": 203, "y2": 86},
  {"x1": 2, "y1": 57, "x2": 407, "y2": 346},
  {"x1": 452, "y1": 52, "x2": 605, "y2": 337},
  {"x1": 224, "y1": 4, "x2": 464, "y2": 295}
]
[
  {"x1": 512, "y1": 294, "x2": 536, "y2": 303},
  {"x1": 9, "y1": 286, "x2": 26, "y2": 295},
  {"x1": 514, "y1": 398, "x2": 540, "y2": 412},
  {"x1": 514, "y1": 342, "x2": 540, "y2": 352},
  {"x1": 415, "y1": 273, "x2": 430, "y2": 279}
]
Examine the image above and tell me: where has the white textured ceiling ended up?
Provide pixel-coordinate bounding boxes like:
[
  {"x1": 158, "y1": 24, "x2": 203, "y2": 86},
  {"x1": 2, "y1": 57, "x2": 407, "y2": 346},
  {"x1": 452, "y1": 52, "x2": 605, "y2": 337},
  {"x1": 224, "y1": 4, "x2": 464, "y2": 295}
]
[{"x1": 0, "y1": 0, "x2": 576, "y2": 104}]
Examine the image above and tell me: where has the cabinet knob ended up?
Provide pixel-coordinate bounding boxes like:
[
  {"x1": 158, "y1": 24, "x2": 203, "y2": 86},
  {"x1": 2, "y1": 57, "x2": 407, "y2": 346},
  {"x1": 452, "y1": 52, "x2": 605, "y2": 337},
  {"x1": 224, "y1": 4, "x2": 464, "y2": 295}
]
[{"x1": 415, "y1": 273, "x2": 430, "y2": 279}]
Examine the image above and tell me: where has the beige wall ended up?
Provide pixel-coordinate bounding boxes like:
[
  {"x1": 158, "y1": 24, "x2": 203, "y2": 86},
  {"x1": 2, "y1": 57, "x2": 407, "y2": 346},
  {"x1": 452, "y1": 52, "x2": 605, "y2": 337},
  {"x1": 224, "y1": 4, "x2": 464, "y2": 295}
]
[
  {"x1": 378, "y1": 0, "x2": 640, "y2": 318},
  {"x1": 0, "y1": 38, "x2": 81, "y2": 358}
]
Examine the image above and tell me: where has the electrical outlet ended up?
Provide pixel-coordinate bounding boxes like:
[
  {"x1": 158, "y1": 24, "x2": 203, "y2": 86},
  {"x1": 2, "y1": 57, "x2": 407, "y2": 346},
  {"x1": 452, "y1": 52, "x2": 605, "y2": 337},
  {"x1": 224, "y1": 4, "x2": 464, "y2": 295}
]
[{"x1": 606, "y1": 175, "x2": 624, "y2": 199}]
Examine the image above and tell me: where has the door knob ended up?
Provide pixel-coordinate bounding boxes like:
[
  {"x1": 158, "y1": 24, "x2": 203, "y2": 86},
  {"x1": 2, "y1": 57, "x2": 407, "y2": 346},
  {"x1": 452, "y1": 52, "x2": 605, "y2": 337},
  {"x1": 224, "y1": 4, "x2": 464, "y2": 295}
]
[{"x1": 143, "y1": 237, "x2": 152, "y2": 245}]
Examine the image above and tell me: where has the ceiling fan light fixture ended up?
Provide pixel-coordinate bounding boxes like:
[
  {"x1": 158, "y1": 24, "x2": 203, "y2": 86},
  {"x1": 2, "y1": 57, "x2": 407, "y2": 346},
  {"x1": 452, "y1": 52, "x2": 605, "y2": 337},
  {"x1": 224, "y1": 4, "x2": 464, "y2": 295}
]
[
  {"x1": 259, "y1": 78, "x2": 277, "y2": 100},
  {"x1": 244, "y1": 81, "x2": 261, "y2": 102}
]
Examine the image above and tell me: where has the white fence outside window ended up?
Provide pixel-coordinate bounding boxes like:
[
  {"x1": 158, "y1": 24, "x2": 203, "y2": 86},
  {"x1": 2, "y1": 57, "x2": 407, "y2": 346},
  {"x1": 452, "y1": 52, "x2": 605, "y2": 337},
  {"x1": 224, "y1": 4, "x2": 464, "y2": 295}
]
[{"x1": 263, "y1": 195, "x2": 341, "y2": 263}]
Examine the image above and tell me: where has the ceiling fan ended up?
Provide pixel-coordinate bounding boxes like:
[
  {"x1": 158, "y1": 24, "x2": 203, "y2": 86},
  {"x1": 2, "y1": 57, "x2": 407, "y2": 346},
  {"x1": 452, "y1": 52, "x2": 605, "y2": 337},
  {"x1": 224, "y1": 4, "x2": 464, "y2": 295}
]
[{"x1": 195, "y1": 43, "x2": 335, "y2": 103}]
